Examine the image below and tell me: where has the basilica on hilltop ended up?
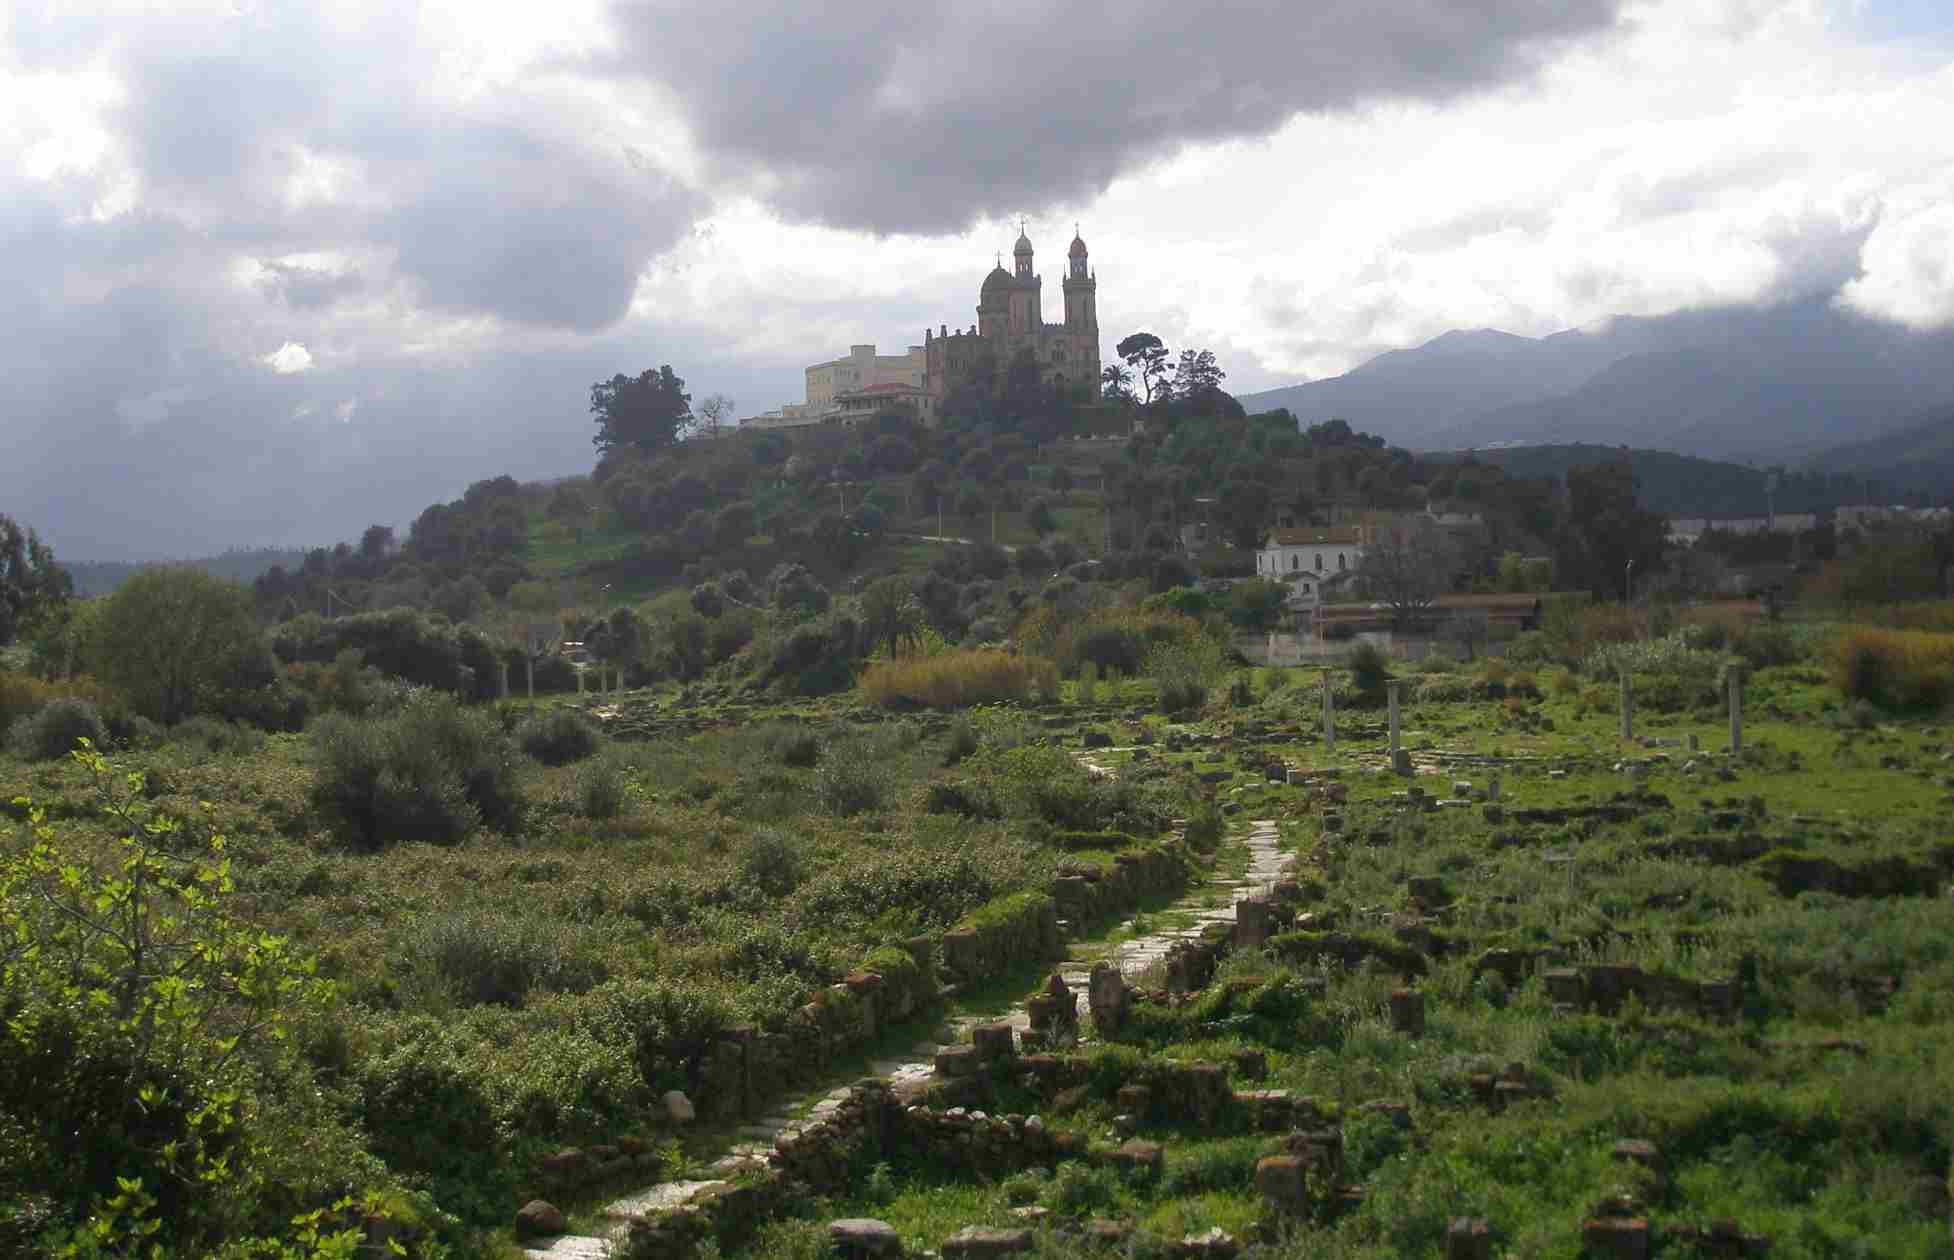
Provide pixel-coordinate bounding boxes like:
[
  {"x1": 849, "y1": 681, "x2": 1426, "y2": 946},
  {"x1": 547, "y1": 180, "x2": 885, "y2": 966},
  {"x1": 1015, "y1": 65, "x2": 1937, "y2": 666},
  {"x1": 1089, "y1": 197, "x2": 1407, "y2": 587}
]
[{"x1": 922, "y1": 224, "x2": 1101, "y2": 417}]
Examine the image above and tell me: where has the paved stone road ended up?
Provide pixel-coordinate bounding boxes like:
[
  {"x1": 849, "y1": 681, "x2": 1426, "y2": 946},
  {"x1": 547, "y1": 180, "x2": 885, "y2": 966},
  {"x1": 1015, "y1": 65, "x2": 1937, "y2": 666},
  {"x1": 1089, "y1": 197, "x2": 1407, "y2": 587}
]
[{"x1": 523, "y1": 819, "x2": 1286, "y2": 1258}]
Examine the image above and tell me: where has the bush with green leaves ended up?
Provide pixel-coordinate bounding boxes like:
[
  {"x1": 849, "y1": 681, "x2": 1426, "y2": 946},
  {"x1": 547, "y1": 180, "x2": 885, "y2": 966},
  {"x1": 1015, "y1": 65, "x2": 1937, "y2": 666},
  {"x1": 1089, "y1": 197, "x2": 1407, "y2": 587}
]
[
  {"x1": 1146, "y1": 634, "x2": 1227, "y2": 714},
  {"x1": 7, "y1": 696, "x2": 105, "y2": 761},
  {"x1": 412, "y1": 908, "x2": 608, "y2": 1008},
  {"x1": 737, "y1": 827, "x2": 805, "y2": 897},
  {"x1": 517, "y1": 706, "x2": 603, "y2": 765},
  {"x1": 814, "y1": 755, "x2": 886, "y2": 816},
  {"x1": 1346, "y1": 640, "x2": 1392, "y2": 703},
  {"x1": 577, "y1": 753, "x2": 629, "y2": 819},
  {"x1": 311, "y1": 693, "x2": 523, "y2": 850},
  {"x1": 0, "y1": 748, "x2": 433, "y2": 1256}
]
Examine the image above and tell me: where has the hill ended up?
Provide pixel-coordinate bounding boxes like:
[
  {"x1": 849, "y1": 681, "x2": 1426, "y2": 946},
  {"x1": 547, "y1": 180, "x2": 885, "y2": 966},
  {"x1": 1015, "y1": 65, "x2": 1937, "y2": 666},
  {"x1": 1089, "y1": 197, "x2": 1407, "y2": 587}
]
[
  {"x1": 1237, "y1": 297, "x2": 1954, "y2": 462},
  {"x1": 1425, "y1": 444, "x2": 1899, "y2": 517},
  {"x1": 1805, "y1": 403, "x2": 1954, "y2": 497},
  {"x1": 64, "y1": 547, "x2": 311, "y2": 598}
]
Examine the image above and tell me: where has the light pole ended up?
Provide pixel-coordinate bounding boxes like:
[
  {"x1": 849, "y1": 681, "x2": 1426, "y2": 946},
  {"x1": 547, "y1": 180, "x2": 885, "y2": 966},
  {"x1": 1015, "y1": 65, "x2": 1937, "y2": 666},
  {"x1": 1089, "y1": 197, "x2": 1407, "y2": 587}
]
[{"x1": 1625, "y1": 559, "x2": 1634, "y2": 605}]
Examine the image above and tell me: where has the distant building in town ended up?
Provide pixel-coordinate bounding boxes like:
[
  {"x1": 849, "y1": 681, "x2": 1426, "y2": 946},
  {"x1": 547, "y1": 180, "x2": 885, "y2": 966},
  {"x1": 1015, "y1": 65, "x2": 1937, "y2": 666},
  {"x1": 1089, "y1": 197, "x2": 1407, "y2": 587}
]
[
  {"x1": 743, "y1": 344, "x2": 927, "y2": 432},
  {"x1": 1256, "y1": 526, "x2": 1370, "y2": 611}
]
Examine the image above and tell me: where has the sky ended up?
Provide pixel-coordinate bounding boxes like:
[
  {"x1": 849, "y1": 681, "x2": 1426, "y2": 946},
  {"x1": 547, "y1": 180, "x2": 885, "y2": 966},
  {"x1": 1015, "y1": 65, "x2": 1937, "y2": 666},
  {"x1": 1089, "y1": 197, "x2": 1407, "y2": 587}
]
[{"x1": 3, "y1": 0, "x2": 1952, "y2": 560}]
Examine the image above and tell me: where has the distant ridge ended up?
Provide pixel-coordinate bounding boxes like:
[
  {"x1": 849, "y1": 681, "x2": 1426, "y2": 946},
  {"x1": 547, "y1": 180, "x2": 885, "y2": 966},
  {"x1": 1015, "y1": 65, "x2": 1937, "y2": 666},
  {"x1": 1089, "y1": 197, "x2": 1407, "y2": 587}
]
[
  {"x1": 1239, "y1": 297, "x2": 1954, "y2": 464},
  {"x1": 65, "y1": 547, "x2": 311, "y2": 598}
]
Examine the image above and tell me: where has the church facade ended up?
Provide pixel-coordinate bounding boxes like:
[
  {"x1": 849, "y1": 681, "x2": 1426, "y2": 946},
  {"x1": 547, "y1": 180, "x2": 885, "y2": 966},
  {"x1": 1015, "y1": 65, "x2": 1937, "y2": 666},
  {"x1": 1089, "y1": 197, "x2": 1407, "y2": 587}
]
[{"x1": 922, "y1": 226, "x2": 1100, "y2": 419}]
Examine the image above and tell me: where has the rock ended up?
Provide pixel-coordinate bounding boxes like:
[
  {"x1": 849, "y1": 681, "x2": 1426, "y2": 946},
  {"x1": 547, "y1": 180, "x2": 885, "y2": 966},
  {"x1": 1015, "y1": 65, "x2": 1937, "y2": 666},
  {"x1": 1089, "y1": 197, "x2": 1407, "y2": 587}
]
[
  {"x1": 1111, "y1": 1139, "x2": 1164, "y2": 1177},
  {"x1": 1580, "y1": 1216, "x2": 1649, "y2": 1259},
  {"x1": 972, "y1": 1023, "x2": 1017, "y2": 1061},
  {"x1": 514, "y1": 1200, "x2": 566, "y2": 1239},
  {"x1": 1178, "y1": 1227, "x2": 1239, "y2": 1259},
  {"x1": 831, "y1": 1218, "x2": 903, "y2": 1259},
  {"x1": 1444, "y1": 1217, "x2": 1491, "y2": 1260},
  {"x1": 942, "y1": 1225, "x2": 1033, "y2": 1260},
  {"x1": 1088, "y1": 961, "x2": 1130, "y2": 1036},
  {"x1": 1255, "y1": 1155, "x2": 1310, "y2": 1212},
  {"x1": 663, "y1": 1090, "x2": 696, "y2": 1124}
]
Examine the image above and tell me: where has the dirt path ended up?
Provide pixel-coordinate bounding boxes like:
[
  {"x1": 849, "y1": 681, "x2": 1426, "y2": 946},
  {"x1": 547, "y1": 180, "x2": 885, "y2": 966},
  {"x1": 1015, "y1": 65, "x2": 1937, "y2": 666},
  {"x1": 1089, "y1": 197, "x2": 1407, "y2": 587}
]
[{"x1": 523, "y1": 819, "x2": 1287, "y2": 1259}]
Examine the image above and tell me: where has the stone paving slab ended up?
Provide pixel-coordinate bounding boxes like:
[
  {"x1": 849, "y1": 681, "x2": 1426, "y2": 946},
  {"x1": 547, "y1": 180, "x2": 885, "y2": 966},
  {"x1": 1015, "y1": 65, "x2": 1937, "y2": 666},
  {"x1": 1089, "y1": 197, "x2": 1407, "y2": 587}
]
[
  {"x1": 602, "y1": 1179, "x2": 723, "y2": 1219},
  {"x1": 521, "y1": 1235, "x2": 613, "y2": 1260}
]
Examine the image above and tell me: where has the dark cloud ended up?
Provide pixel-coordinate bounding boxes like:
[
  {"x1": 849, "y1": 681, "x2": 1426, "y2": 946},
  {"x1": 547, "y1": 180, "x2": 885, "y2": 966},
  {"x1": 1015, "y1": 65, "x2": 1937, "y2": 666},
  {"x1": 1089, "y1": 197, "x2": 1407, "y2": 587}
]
[
  {"x1": 385, "y1": 132, "x2": 699, "y2": 331},
  {"x1": 602, "y1": 0, "x2": 1626, "y2": 233}
]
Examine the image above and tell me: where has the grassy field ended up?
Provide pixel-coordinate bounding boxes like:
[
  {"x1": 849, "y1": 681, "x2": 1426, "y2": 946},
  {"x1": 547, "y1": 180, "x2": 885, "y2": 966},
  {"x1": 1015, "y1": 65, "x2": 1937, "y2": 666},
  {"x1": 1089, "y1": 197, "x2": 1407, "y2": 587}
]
[
  {"x1": 655, "y1": 656, "x2": 1954, "y2": 1260},
  {"x1": 7, "y1": 629, "x2": 1954, "y2": 1258}
]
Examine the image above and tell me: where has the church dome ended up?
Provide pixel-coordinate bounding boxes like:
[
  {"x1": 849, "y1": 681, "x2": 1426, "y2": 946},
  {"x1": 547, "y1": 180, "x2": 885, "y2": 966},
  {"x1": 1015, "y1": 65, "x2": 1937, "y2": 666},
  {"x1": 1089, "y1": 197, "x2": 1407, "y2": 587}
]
[
  {"x1": 1068, "y1": 232, "x2": 1087, "y2": 258},
  {"x1": 1013, "y1": 230, "x2": 1034, "y2": 256},
  {"x1": 981, "y1": 264, "x2": 1012, "y2": 297}
]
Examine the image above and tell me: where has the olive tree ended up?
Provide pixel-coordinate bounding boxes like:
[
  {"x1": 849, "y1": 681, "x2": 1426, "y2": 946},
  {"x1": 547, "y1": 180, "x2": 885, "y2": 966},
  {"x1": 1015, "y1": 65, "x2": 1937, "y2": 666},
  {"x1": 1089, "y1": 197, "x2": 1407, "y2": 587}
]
[{"x1": 85, "y1": 568, "x2": 267, "y2": 724}]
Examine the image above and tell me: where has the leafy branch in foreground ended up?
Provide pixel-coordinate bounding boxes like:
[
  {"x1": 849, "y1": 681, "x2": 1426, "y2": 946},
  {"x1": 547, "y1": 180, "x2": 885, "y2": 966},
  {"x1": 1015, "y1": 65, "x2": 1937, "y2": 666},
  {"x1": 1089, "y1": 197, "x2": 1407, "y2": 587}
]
[{"x1": 2, "y1": 743, "x2": 448, "y2": 1257}]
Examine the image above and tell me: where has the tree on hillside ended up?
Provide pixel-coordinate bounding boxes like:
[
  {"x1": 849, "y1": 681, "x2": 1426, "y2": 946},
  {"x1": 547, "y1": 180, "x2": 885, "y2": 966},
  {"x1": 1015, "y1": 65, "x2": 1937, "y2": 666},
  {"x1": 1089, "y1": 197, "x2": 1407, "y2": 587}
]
[
  {"x1": 1358, "y1": 520, "x2": 1460, "y2": 630},
  {"x1": 1216, "y1": 477, "x2": 1274, "y2": 550},
  {"x1": 0, "y1": 514, "x2": 72, "y2": 646},
  {"x1": 85, "y1": 569, "x2": 266, "y2": 724},
  {"x1": 591, "y1": 365, "x2": 692, "y2": 455},
  {"x1": 1557, "y1": 461, "x2": 1669, "y2": 600},
  {"x1": 859, "y1": 575, "x2": 924, "y2": 659},
  {"x1": 1116, "y1": 332, "x2": 1172, "y2": 405},
  {"x1": 1172, "y1": 348, "x2": 1225, "y2": 401},
  {"x1": 694, "y1": 392, "x2": 736, "y2": 440}
]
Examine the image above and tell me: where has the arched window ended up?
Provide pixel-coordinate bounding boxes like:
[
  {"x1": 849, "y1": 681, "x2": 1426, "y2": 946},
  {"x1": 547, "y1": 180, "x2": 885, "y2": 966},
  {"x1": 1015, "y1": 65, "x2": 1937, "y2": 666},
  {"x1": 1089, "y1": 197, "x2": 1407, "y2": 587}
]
[
  {"x1": 1314, "y1": 553, "x2": 1324, "y2": 572},
  {"x1": 1338, "y1": 553, "x2": 1347, "y2": 571}
]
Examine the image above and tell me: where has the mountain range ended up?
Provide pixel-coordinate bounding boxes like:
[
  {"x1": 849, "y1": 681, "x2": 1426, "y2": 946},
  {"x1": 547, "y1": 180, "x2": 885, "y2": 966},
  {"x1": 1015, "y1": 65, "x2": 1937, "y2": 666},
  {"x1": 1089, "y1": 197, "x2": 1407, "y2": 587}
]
[{"x1": 1236, "y1": 297, "x2": 1954, "y2": 489}]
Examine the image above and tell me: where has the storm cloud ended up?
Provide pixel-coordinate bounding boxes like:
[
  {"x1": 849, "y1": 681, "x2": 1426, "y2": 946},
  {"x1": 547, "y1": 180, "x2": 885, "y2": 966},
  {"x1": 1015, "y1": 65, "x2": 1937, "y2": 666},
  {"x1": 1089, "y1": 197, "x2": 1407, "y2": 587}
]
[
  {"x1": 603, "y1": 0, "x2": 1627, "y2": 233},
  {"x1": 3, "y1": 0, "x2": 1951, "y2": 561}
]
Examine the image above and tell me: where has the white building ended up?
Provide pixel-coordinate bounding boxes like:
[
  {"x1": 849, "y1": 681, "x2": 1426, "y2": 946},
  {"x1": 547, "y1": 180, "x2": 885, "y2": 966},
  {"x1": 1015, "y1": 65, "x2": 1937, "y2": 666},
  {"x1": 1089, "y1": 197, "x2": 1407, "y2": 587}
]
[{"x1": 1256, "y1": 527, "x2": 1367, "y2": 609}]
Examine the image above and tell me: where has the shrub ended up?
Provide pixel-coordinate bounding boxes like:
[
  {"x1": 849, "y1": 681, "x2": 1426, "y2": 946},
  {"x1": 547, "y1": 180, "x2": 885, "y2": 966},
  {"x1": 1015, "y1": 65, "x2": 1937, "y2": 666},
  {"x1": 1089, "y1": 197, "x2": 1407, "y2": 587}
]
[
  {"x1": 1734, "y1": 622, "x2": 1804, "y2": 669},
  {"x1": 1829, "y1": 627, "x2": 1954, "y2": 711},
  {"x1": 518, "y1": 707, "x2": 603, "y2": 766},
  {"x1": 1415, "y1": 675, "x2": 1470, "y2": 703},
  {"x1": 942, "y1": 717, "x2": 980, "y2": 766},
  {"x1": 414, "y1": 908, "x2": 607, "y2": 1008},
  {"x1": 815, "y1": 757, "x2": 887, "y2": 816},
  {"x1": 737, "y1": 827, "x2": 804, "y2": 897},
  {"x1": 1346, "y1": 641, "x2": 1392, "y2": 702},
  {"x1": 8, "y1": 696, "x2": 106, "y2": 761},
  {"x1": 165, "y1": 715, "x2": 267, "y2": 757},
  {"x1": 859, "y1": 649, "x2": 1056, "y2": 708},
  {"x1": 770, "y1": 726, "x2": 820, "y2": 768},
  {"x1": 577, "y1": 755, "x2": 629, "y2": 820},
  {"x1": 1147, "y1": 635, "x2": 1227, "y2": 715},
  {"x1": 924, "y1": 780, "x2": 1002, "y2": 819},
  {"x1": 0, "y1": 671, "x2": 119, "y2": 737},
  {"x1": 312, "y1": 694, "x2": 523, "y2": 850}
]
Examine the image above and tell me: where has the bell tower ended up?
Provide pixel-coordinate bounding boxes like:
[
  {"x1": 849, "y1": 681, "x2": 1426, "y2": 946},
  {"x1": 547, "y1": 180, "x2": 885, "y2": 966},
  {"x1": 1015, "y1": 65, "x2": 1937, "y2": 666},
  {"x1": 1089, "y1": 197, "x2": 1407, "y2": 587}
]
[{"x1": 1063, "y1": 226, "x2": 1096, "y2": 333}]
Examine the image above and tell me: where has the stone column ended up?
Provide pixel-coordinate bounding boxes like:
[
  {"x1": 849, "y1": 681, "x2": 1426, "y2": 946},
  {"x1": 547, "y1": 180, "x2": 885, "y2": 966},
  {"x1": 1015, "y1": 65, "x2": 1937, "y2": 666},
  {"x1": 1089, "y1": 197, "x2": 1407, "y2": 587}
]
[
  {"x1": 1387, "y1": 679, "x2": 1410, "y2": 776},
  {"x1": 1727, "y1": 666, "x2": 1744, "y2": 755},
  {"x1": 1619, "y1": 670, "x2": 1634, "y2": 742},
  {"x1": 1321, "y1": 669, "x2": 1336, "y2": 752}
]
